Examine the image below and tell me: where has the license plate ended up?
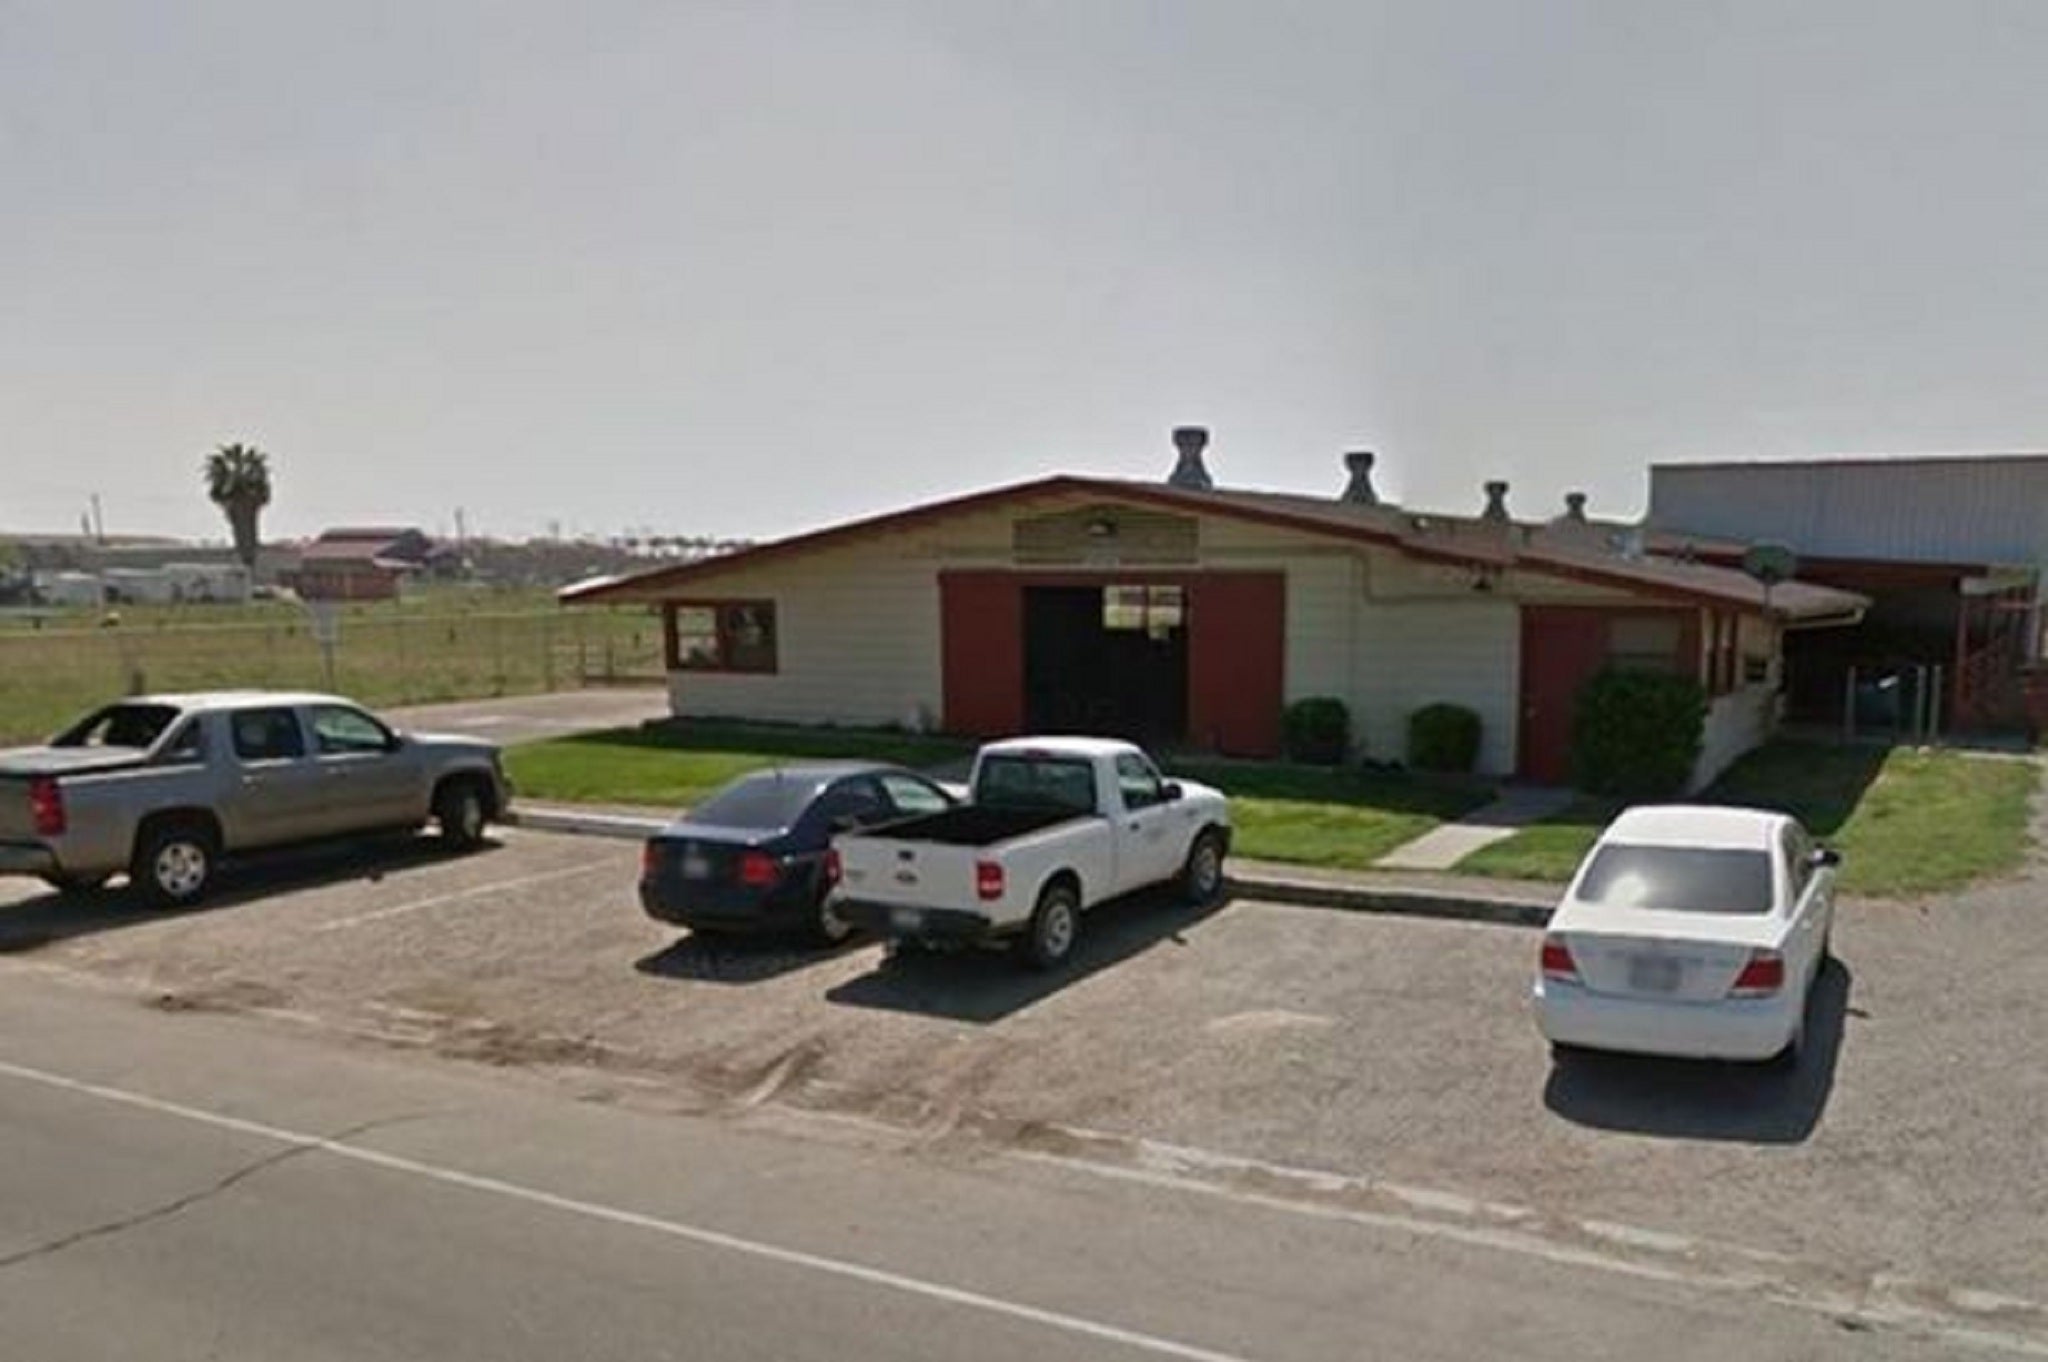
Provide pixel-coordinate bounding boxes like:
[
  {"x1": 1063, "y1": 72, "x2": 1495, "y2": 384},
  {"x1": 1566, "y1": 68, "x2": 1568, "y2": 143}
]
[
  {"x1": 890, "y1": 907, "x2": 923, "y2": 933},
  {"x1": 1628, "y1": 954, "x2": 1683, "y2": 994},
  {"x1": 682, "y1": 851, "x2": 712, "y2": 881}
]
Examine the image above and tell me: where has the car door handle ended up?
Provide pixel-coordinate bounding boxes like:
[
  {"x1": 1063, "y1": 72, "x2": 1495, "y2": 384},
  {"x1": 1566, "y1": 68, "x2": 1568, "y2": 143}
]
[{"x1": 1128, "y1": 821, "x2": 1142, "y2": 831}]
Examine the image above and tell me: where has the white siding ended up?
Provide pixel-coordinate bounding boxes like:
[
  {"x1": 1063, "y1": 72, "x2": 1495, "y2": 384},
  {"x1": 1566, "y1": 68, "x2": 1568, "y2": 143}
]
[
  {"x1": 666, "y1": 543, "x2": 946, "y2": 729},
  {"x1": 1692, "y1": 685, "x2": 1778, "y2": 791},
  {"x1": 1352, "y1": 598, "x2": 1520, "y2": 774}
]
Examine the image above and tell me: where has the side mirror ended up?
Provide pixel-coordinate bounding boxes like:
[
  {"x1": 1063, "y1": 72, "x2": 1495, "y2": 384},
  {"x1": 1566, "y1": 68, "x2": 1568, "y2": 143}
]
[
  {"x1": 1161, "y1": 781, "x2": 1184, "y2": 801},
  {"x1": 385, "y1": 732, "x2": 408, "y2": 754},
  {"x1": 1809, "y1": 847, "x2": 1842, "y2": 869}
]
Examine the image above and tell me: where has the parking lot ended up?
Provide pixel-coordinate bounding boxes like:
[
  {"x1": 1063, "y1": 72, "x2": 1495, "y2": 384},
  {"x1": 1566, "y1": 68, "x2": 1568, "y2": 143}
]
[{"x1": 3, "y1": 822, "x2": 2045, "y2": 1316}]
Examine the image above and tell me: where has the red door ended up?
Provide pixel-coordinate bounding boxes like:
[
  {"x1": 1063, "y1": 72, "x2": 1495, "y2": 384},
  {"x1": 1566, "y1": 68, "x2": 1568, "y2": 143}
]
[
  {"x1": 1188, "y1": 573, "x2": 1285, "y2": 757},
  {"x1": 939, "y1": 572, "x2": 1024, "y2": 737},
  {"x1": 1517, "y1": 607, "x2": 1611, "y2": 784}
]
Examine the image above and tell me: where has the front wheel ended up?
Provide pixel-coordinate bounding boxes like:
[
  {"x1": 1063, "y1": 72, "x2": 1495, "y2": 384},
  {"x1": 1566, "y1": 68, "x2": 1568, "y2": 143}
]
[
  {"x1": 1016, "y1": 881, "x2": 1081, "y2": 971},
  {"x1": 1178, "y1": 830, "x2": 1227, "y2": 904},
  {"x1": 434, "y1": 779, "x2": 489, "y2": 851}
]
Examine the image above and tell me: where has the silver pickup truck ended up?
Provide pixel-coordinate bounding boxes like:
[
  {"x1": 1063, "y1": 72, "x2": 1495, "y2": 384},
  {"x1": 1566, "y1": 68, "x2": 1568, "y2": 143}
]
[{"x1": 0, "y1": 691, "x2": 510, "y2": 906}]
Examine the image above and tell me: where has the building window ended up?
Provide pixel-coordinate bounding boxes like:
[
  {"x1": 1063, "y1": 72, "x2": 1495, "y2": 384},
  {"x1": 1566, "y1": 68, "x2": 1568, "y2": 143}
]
[
  {"x1": 1606, "y1": 615, "x2": 1684, "y2": 675},
  {"x1": 669, "y1": 601, "x2": 778, "y2": 673},
  {"x1": 1103, "y1": 585, "x2": 1185, "y2": 640}
]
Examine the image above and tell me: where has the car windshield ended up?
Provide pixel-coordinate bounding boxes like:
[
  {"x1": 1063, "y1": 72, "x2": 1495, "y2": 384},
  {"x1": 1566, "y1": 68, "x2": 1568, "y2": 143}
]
[
  {"x1": 974, "y1": 755, "x2": 1099, "y2": 816},
  {"x1": 689, "y1": 772, "x2": 822, "y2": 830},
  {"x1": 1576, "y1": 844, "x2": 1777, "y2": 915},
  {"x1": 50, "y1": 703, "x2": 182, "y2": 750}
]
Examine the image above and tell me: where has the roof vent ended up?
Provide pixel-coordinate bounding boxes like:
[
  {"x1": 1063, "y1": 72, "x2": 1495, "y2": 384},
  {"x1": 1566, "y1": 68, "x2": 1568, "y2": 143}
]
[
  {"x1": 1167, "y1": 426, "x2": 1213, "y2": 490},
  {"x1": 1341, "y1": 451, "x2": 1379, "y2": 506},
  {"x1": 1481, "y1": 480, "x2": 1511, "y2": 523},
  {"x1": 1560, "y1": 491, "x2": 1588, "y2": 524}
]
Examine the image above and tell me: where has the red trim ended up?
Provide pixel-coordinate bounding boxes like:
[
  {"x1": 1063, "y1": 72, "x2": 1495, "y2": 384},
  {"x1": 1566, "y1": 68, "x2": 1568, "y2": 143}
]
[
  {"x1": 564, "y1": 472, "x2": 1845, "y2": 617},
  {"x1": 939, "y1": 572, "x2": 1025, "y2": 736}
]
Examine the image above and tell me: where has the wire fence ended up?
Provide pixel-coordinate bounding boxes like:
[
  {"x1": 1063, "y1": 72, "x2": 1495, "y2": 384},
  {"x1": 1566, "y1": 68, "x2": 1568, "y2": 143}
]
[{"x1": 0, "y1": 609, "x2": 664, "y2": 743}]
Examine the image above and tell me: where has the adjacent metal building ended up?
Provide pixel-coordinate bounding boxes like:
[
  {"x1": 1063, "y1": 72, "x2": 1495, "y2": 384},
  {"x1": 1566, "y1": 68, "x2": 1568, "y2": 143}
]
[{"x1": 1650, "y1": 455, "x2": 2047, "y2": 732}]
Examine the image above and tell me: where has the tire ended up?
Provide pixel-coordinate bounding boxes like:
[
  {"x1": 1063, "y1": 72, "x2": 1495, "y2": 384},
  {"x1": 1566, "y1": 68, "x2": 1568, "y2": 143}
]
[
  {"x1": 1178, "y1": 830, "x2": 1227, "y2": 904},
  {"x1": 131, "y1": 821, "x2": 217, "y2": 909},
  {"x1": 434, "y1": 778, "x2": 489, "y2": 851},
  {"x1": 808, "y1": 894, "x2": 855, "y2": 947},
  {"x1": 1015, "y1": 881, "x2": 1081, "y2": 972},
  {"x1": 39, "y1": 872, "x2": 110, "y2": 896}
]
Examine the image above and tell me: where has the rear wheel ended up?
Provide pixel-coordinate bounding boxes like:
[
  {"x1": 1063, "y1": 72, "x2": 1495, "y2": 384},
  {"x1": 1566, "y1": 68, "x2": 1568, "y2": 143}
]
[
  {"x1": 1016, "y1": 881, "x2": 1080, "y2": 971},
  {"x1": 1178, "y1": 830, "x2": 1226, "y2": 904},
  {"x1": 808, "y1": 895, "x2": 855, "y2": 947},
  {"x1": 434, "y1": 778, "x2": 489, "y2": 851},
  {"x1": 132, "y1": 821, "x2": 217, "y2": 909}
]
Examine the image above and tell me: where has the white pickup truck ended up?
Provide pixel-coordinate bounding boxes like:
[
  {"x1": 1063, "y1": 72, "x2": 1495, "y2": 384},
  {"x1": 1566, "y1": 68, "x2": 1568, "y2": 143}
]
[{"x1": 831, "y1": 737, "x2": 1232, "y2": 969}]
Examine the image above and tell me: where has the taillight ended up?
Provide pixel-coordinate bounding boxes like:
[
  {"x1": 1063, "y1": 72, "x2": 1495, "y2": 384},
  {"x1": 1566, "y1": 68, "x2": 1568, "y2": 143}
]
[
  {"x1": 1540, "y1": 935, "x2": 1578, "y2": 982},
  {"x1": 1728, "y1": 949, "x2": 1785, "y2": 998},
  {"x1": 27, "y1": 777, "x2": 65, "y2": 837},
  {"x1": 824, "y1": 848, "x2": 842, "y2": 886},
  {"x1": 738, "y1": 851, "x2": 781, "y2": 888},
  {"x1": 640, "y1": 841, "x2": 659, "y2": 879},
  {"x1": 975, "y1": 861, "x2": 1004, "y2": 901}
]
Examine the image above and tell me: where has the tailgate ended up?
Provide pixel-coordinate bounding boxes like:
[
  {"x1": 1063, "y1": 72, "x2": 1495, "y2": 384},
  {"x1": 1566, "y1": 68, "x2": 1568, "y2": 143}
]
[{"x1": 836, "y1": 836, "x2": 984, "y2": 912}]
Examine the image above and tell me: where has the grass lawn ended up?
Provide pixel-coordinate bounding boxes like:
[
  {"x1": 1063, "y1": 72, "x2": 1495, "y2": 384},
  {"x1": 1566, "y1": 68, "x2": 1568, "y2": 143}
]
[
  {"x1": 506, "y1": 723, "x2": 1495, "y2": 867},
  {"x1": 1456, "y1": 741, "x2": 2039, "y2": 898}
]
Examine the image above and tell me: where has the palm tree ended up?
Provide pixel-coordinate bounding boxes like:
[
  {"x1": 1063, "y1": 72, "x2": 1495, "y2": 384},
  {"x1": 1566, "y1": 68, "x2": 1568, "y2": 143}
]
[{"x1": 203, "y1": 443, "x2": 273, "y2": 572}]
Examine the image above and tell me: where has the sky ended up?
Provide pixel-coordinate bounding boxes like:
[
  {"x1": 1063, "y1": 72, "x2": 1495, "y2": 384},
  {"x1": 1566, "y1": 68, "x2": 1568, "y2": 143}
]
[{"x1": 6, "y1": 0, "x2": 2048, "y2": 544}]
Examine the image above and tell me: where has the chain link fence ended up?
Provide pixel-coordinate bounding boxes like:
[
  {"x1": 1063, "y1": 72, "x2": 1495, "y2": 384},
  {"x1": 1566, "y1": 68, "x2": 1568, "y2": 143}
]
[{"x1": 0, "y1": 608, "x2": 664, "y2": 743}]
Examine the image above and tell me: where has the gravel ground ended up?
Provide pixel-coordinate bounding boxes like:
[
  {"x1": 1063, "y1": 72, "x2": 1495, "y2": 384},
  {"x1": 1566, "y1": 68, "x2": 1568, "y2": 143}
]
[{"x1": 3, "y1": 809, "x2": 2044, "y2": 1306}]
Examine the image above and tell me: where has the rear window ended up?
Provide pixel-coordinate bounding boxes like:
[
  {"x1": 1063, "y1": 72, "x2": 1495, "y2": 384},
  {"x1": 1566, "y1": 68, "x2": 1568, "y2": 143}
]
[
  {"x1": 51, "y1": 703, "x2": 182, "y2": 750},
  {"x1": 1576, "y1": 844, "x2": 1777, "y2": 915},
  {"x1": 691, "y1": 772, "x2": 822, "y2": 829},
  {"x1": 974, "y1": 755, "x2": 1099, "y2": 816}
]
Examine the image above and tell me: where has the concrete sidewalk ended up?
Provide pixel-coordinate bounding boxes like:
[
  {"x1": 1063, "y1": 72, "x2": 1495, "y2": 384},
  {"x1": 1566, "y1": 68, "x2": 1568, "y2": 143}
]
[
  {"x1": 1372, "y1": 785, "x2": 1574, "y2": 871},
  {"x1": 505, "y1": 801, "x2": 1557, "y2": 928}
]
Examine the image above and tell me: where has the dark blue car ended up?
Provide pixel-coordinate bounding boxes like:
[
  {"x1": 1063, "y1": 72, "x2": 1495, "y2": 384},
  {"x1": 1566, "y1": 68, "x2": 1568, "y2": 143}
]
[{"x1": 639, "y1": 762, "x2": 956, "y2": 943}]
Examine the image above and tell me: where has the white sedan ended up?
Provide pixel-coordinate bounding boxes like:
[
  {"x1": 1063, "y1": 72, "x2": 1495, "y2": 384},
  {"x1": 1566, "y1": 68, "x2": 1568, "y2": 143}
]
[{"x1": 1532, "y1": 805, "x2": 1838, "y2": 1066}]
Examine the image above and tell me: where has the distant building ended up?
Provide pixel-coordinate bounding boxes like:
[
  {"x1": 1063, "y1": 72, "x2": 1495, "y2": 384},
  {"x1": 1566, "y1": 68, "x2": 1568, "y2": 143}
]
[
  {"x1": 1650, "y1": 455, "x2": 2048, "y2": 732},
  {"x1": 285, "y1": 527, "x2": 455, "y2": 601}
]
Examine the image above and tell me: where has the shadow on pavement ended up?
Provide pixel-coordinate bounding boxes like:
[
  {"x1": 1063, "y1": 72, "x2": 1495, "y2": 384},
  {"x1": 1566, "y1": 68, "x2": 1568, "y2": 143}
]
[
  {"x1": 1542, "y1": 958, "x2": 1854, "y2": 1144},
  {"x1": 823, "y1": 887, "x2": 1230, "y2": 1025},
  {"x1": 0, "y1": 835, "x2": 503, "y2": 954},
  {"x1": 634, "y1": 930, "x2": 867, "y2": 985}
]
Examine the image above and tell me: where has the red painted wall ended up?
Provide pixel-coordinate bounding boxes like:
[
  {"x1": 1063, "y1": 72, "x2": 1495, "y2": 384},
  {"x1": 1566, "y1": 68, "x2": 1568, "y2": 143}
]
[
  {"x1": 1188, "y1": 573, "x2": 1286, "y2": 757},
  {"x1": 939, "y1": 571, "x2": 1025, "y2": 737}
]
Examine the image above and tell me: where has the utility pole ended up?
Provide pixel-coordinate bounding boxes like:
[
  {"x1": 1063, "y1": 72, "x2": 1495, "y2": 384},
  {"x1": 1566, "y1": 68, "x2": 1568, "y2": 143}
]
[
  {"x1": 454, "y1": 507, "x2": 468, "y2": 546},
  {"x1": 88, "y1": 494, "x2": 104, "y2": 543}
]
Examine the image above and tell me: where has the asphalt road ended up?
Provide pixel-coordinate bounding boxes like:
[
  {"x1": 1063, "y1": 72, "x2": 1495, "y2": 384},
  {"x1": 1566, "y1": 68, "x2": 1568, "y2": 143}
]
[{"x1": 0, "y1": 968, "x2": 1961, "y2": 1362}]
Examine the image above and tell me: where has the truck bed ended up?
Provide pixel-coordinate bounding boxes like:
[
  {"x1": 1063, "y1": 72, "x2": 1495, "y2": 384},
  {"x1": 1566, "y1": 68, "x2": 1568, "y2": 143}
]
[{"x1": 864, "y1": 805, "x2": 1083, "y2": 848}]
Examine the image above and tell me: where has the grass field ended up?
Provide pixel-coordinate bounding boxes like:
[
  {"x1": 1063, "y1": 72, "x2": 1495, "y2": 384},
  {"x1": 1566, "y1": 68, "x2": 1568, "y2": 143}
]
[
  {"x1": 0, "y1": 591, "x2": 663, "y2": 743},
  {"x1": 1456, "y1": 741, "x2": 2040, "y2": 898},
  {"x1": 506, "y1": 723, "x2": 1496, "y2": 868}
]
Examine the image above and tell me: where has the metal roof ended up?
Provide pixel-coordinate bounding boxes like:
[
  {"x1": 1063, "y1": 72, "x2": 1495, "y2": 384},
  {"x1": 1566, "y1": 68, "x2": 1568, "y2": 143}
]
[{"x1": 1649, "y1": 455, "x2": 2048, "y2": 568}]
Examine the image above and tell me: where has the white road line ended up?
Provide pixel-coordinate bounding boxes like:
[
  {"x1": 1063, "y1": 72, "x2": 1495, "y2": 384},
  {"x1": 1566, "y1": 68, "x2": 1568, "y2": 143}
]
[
  {"x1": 0, "y1": 1057, "x2": 1259, "y2": 1362},
  {"x1": 313, "y1": 861, "x2": 617, "y2": 933}
]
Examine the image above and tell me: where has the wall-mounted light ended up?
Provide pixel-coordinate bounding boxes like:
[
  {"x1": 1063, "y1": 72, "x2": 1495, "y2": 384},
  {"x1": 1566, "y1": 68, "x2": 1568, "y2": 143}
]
[
  {"x1": 1469, "y1": 565, "x2": 1503, "y2": 593},
  {"x1": 1086, "y1": 517, "x2": 1118, "y2": 540}
]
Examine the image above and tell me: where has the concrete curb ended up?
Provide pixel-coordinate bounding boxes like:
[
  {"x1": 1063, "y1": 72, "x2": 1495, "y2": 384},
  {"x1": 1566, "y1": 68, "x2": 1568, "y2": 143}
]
[
  {"x1": 505, "y1": 806, "x2": 666, "y2": 840},
  {"x1": 506, "y1": 804, "x2": 1554, "y2": 929},
  {"x1": 1227, "y1": 872, "x2": 1552, "y2": 928}
]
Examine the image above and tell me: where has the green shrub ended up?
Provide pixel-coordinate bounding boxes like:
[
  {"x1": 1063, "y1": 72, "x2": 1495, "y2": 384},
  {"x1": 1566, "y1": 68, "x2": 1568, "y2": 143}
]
[
  {"x1": 1571, "y1": 669, "x2": 1708, "y2": 797},
  {"x1": 1282, "y1": 697, "x2": 1351, "y2": 765},
  {"x1": 1408, "y1": 703, "x2": 1483, "y2": 773}
]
